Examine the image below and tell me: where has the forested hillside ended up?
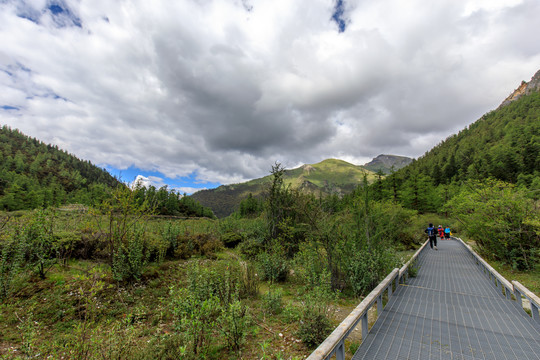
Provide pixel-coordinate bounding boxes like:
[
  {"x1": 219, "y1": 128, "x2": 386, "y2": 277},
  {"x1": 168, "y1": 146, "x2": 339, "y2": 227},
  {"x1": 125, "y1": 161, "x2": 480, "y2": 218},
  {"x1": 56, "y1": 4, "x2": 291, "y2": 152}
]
[
  {"x1": 406, "y1": 91, "x2": 539, "y2": 186},
  {"x1": 0, "y1": 125, "x2": 122, "y2": 210},
  {"x1": 373, "y1": 90, "x2": 540, "y2": 213},
  {"x1": 0, "y1": 126, "x2": 216, "y2": 218}
]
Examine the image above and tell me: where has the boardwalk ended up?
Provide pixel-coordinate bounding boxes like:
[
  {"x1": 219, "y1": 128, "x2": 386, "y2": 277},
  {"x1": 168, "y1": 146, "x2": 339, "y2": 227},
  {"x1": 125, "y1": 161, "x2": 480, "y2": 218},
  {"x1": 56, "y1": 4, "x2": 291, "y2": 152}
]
[{"x1": 352, "y1": 239, "x2": 540, "y2": 360}]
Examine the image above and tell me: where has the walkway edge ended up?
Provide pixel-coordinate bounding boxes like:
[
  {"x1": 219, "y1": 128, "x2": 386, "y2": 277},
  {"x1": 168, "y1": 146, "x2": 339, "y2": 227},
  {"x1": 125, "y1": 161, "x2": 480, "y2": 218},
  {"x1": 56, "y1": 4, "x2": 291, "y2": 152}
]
[
  {"x1": 456, "y1": 237, "x2": 540, "y2": 323},
  {"x1": 306, "y1": 239, "x2": 430, "y2": 360}
]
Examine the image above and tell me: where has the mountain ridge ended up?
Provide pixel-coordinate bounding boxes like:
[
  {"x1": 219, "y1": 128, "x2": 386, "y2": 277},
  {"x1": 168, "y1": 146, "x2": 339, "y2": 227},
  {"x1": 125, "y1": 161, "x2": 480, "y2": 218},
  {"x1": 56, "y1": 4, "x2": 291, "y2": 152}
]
[{"x1": 192, "y1": 156, "x2": 412, "y2": 218}]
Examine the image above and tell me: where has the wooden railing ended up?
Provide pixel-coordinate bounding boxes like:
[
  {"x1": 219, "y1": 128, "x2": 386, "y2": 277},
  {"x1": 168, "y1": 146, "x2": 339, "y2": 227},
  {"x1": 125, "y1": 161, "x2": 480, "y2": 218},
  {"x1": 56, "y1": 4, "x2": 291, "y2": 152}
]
[
  {"x1": 456, "y1": 237, "x2": 540, "y2": 324},
  {"x1": 307, "y1": 237, "x2": 540, "y2": 360},
  {"x1": 306, "y1": 239, "x2": 429, "y2": 360}
]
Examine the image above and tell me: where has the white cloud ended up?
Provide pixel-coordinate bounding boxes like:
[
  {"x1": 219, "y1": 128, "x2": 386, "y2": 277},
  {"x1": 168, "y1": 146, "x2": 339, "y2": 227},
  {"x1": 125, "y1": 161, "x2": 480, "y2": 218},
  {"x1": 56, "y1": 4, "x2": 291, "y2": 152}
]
[
  {"x1": 131, "y1": 175, "x2": 165, "y2": 189},
  {"x1": 1, "y1": 0, "x2": 539, "y2": 184}
]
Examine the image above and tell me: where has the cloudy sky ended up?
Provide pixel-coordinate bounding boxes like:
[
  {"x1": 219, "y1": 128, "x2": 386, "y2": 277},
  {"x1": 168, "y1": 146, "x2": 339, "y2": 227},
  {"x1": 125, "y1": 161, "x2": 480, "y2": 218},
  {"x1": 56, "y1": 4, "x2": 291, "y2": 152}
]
[{"x1": 1, "y1": 0, "x2": 539, "y2": 193}]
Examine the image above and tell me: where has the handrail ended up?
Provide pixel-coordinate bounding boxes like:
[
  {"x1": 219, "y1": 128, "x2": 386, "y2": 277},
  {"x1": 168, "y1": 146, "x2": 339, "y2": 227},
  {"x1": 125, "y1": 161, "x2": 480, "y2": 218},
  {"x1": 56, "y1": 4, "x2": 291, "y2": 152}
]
[
  {"x1": 513, "y1": 281, "x2": 540, "y2": 323},
  {"x1": 306, "y1": 239, "x2": 430, "y2": 360},
  {"x1": 456, "y1": 237, "x2": 540, "y2": 323},
  {"x1": 306, "y1": 268, "x2": 399, "y2": 360},
  {"x1": 399, "y1": 239, "x2": 429, "y2": 279},
  {"x1": 456, "y1": 238, "x2": 513, "y2": 292}
]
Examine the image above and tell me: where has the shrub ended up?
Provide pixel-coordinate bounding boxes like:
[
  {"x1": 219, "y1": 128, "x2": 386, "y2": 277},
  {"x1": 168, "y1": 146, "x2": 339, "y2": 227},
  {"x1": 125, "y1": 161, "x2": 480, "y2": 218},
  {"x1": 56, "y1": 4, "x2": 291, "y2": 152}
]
[
  {"x1": 187, "y1": 261, "x2": 240, "y2": 305},
  {"x1": 75, "y1": 228, "x2": 106, "y2": 259},
  {"x1": 282, "y1": 302, "x2": 301, "y2": 324},
  {"x1": 239, "y1": 261, "x2": 259, "y2": 299},
  {"x1": 256, "y1": 240, "x2": 289, "y2": 283},
  {"x1": 221, "y1": 232, "x2": 245, "y2": 248},
  {"x1": 446, "y1": 180, "x2": 540, "y2": 270},
  {"x1": 0, "y1": 227, "x2": 26, "y2": 300},
  {"x1": 262, "y1": 288, "x2": 283, "y2": 315},
  {"x1": 344, "y1": 243, "x2": 398, "y2": 296},
  {"x1": 175, "y1": 232, "x2": 223, "y2": 259},
  {"x1": 160, "y1": 222, "x2": 182, "y2": 258},
  {"x1": 23, "y1": 210, "x2": 57, "y2": 279},
  {"x1": 297, "y1": 273, "x2": 335, "y2": 348},
  {"x1": 52, "y1": 231, "x2": 79, "y2": 266},
  {"x1": 169, "y1": 287, "x2": 221, "y2": 357},
  {"x1": 238, "y1": 236, "x2": 264, "y2": 260},
  {"x1": 218, "y1": 299, "x2": 251, "y2": 352},
  {"x1": 112, "y1": 227, "x2": 147, "y2": 282},
  {"x1": 143, "y1": 231, "x2": 168, "y2": 263}
]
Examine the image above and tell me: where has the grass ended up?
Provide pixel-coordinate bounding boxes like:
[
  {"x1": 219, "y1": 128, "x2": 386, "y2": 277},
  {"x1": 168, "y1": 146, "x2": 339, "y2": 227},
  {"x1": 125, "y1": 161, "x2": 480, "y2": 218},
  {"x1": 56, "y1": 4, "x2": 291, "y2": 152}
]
[
  {"x1": 0, "y1": 256, "x2": 379, "y2": 359},
  {"x1": 0, "y1": 258, "x2": 342, "y2": 359},
  {"x1": 488, "y1": 261, "x2": 540, "y2": 296}
]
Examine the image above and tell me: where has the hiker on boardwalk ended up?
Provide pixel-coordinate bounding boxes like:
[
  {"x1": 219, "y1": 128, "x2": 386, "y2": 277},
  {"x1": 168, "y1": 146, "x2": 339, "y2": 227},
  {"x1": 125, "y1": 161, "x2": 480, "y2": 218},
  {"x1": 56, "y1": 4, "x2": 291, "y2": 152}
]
[
  {"x1": 425, "y1": 223, "x2": 438, "y2": 250},
  {"x1": 444, "y1": 226, "x2": 451, "y2": 240},
  {"x1": 437, "y1": 225, "x2": 444, "y2": 239}
]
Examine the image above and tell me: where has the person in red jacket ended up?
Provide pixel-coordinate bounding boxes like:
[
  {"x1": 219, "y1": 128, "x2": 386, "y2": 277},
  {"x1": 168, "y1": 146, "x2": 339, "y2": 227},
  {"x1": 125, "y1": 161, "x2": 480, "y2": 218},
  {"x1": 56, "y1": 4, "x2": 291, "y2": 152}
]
[{"x1": 438, "y1": 225, "x2": 444, "y2": 239}]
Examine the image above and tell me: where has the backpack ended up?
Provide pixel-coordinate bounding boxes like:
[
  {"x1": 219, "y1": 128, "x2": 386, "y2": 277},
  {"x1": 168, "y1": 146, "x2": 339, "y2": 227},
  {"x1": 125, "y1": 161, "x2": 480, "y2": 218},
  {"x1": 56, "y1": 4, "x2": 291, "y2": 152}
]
[{"x1": 427, "y1": 227, "x2": 435, "y2": 236}]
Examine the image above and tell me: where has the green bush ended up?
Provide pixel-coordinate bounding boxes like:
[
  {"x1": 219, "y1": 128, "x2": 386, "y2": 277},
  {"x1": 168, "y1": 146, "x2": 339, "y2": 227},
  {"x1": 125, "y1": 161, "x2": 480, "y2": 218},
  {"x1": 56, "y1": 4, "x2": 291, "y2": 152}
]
[
  {"x1": 187, "y1": 261, "x2": 240, "y2": 304},
  {"x1": 112, "y1": 227, "x2": 147, "y2": 282},
  {"x1": 344, "y1": 244, "x2": 398, "y2": 296},
  {"x1": 447, "y1": 180, "x2": 540, "y2": 270},
  {"x1": 160, "y1": 222, "x2": 182, "y2": 257},
  {"x1": 239, "y1": 261, "x2": 259, "y2": 299},
  {"x1": 52, "y1": 231, "x2": 79, "y2": 266},
  {"x1": 282, "y1": 302, "x2": 301, "y2": 324},
  {"x1": 297, "y1": 273, "x2": 335, "y2": 348},
  {"x1": 0, "y1": 229, "x2": 26, "y2": 300},
  {"x1": 175, "y1": 232, "x2": 223, "y2": 259},
  {"x1": 238, "y1": 236, "x2": 264, "y2": 260},
  {"x1": 218, "y1": 299, "x2": 251, "y2": 351},
  {"x1": 256, "y1": 240, "x2": 289, "y2": 283},
  {"x1": 221, "y1": 232, "x2": 245, "y2": 248},
  {"x1": 262, "y1": 287, "x2": 283, "y2": 315},
  {"x1": 169, "y1": 287, "x2": 221, "y2": 357}
]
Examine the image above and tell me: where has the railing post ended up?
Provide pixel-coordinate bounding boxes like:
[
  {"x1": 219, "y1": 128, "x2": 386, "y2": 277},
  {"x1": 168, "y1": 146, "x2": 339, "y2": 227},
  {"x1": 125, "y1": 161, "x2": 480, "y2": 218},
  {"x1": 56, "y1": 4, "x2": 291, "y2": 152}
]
[
  {"x1": 532, "y1": 302, "x2": 540, "y2": 323},
  {"x1": 514, "y1": 288, "x2": 523, "y2": 310},
  {"x1": 361, "y1": 313, "x2": 368, "y2": 340},
  {"x1": 336, "y1": 342, "x2": 345, "y2": 360},
  {"x1": 377, "y1": 294, "x2": 383, "y2": 315},
  {"x1": 513, "y1": 281, "x2": 540, "y2": 324}
]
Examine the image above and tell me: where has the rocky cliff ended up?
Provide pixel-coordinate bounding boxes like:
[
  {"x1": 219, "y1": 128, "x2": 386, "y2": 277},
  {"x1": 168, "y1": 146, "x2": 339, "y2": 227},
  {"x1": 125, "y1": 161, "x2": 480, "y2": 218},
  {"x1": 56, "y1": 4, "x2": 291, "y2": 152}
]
[{"x1": 498, "y1": 69, "x2": 540, "y2": 108}]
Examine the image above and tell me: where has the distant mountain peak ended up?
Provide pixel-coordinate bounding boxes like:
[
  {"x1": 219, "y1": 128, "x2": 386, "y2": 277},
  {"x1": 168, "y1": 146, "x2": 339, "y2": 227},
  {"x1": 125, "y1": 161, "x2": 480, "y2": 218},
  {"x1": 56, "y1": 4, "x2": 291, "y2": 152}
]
[
  {"x1": 301, "y1": 164, "x2": 315, "y2": 174},
  {"x1": 499, "y1": 69, "x2": 540, "y2": 109},
  {"x1": 363, "y1": 154, "x2": 413, "y2": 174}
]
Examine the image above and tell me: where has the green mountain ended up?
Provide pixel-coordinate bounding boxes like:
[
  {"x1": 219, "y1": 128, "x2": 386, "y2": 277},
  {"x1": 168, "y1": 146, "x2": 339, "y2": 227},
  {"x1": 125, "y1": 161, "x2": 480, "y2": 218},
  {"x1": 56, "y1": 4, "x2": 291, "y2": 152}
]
[
  {"x1": 192, "y1": 158, "x2": 380, "y2": 218},
  {"x1": 363, "y1": 154, "x2": 413, "y2": 174},
  {"x1": 0, "y1": 125, "x2": 122, "y2": 210}
]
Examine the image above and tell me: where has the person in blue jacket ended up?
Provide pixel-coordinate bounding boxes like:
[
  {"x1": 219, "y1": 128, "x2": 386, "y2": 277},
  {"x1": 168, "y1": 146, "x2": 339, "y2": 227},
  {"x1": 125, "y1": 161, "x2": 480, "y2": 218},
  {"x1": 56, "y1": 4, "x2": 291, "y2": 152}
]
[
  {"x1": 444, "y1": 226, "x2": 451, "y2": 240},
  {"x1": 425, "y1": 223, "x2": 438, "y2": 250}
]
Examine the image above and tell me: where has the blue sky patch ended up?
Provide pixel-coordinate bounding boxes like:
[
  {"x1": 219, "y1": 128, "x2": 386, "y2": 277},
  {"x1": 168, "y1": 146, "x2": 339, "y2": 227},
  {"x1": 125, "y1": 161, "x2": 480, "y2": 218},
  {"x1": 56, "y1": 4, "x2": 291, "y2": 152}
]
[
  {"x1": 15, "y1": 1, "x2": 82, "y2": 28},
  {"x1": 106, "y1": 166, "x2": 221, "y2": 195},
  {"x1": 1, "y1": 105, "x2": 20, "y2": 111},
  {"x1": 48, "y1": 5, "x2": 64, "y2": 15},
  {"x1": 332, "y1": 0, "x2": 347, "y2": 33}
]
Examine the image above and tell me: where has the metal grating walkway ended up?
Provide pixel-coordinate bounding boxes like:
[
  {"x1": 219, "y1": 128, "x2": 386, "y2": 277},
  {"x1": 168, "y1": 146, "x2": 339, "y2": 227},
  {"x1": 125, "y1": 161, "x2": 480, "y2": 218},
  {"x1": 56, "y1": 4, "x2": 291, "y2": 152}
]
[{"x1": 352, "y1": 239, "x2": 540, "y2": 360}]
